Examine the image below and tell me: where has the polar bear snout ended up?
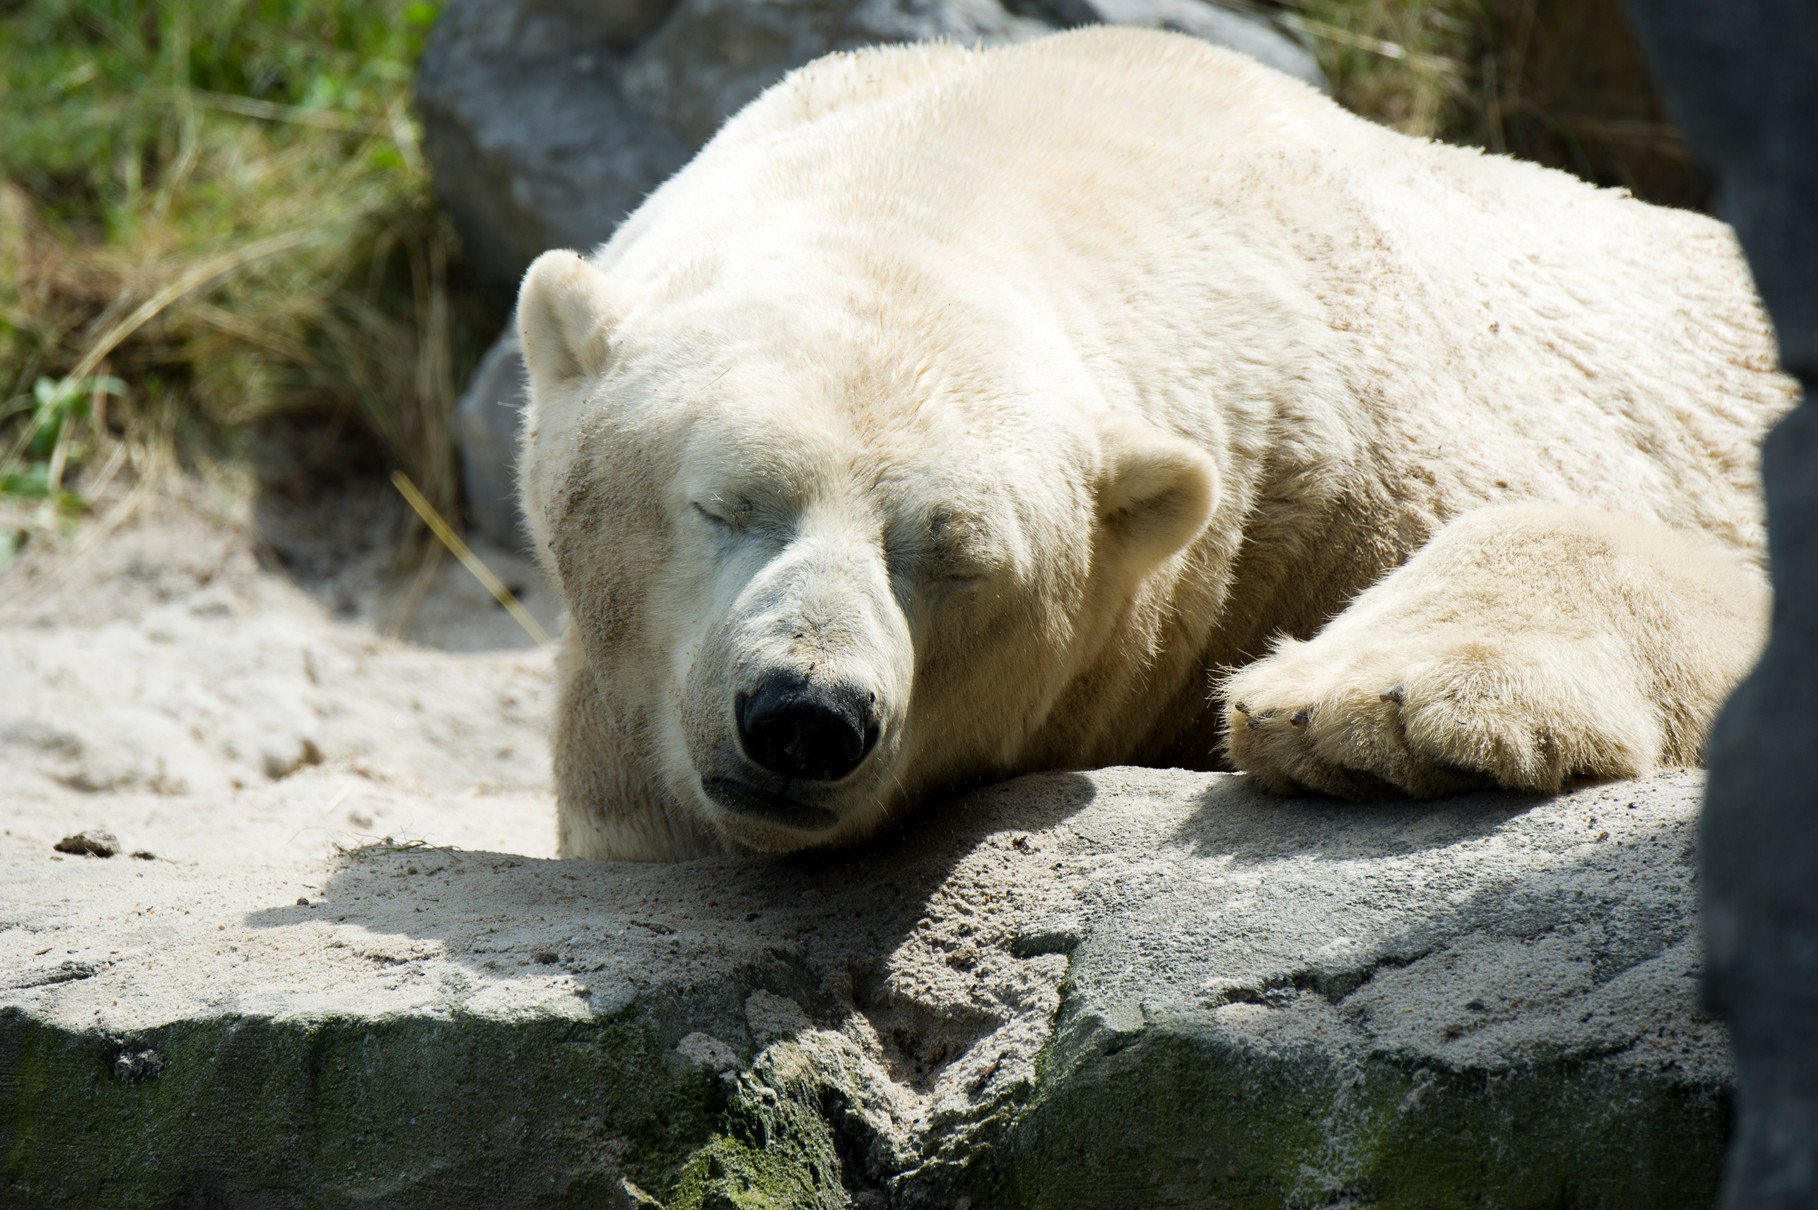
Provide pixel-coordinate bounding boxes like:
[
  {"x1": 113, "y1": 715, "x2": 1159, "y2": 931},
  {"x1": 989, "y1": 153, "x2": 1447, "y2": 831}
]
[
  {"x1": 736, "y1": 676, "x2": 880, "y2": 784},
  {"x1": 692, "y1": 670, "x2": 892, "y2": 842},
  {"x1": 672, "y1": 530, "x2": 914, "y2": 848}
]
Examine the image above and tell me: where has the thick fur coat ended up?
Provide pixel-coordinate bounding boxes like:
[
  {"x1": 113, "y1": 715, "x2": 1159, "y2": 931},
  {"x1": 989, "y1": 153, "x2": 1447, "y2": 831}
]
[{"x1": 516, "y1": 28, "x2": 1793, "y2": 859}]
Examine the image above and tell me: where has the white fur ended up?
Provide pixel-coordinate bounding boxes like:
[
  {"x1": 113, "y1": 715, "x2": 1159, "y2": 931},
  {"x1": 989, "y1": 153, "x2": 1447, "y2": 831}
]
[{"x1": 517, "y1": 28, "x2": 1792, "y2": 859}]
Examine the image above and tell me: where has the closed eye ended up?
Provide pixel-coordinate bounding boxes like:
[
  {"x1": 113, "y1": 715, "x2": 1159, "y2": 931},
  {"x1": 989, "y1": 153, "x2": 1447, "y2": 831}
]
[
  {"x1": 883, "y1": 542, "x2": 989, "y2": 588},
  {"x1": 692, "y1": 499, "x2": 751, "y2": 530},
  {"x1": 885, "y1": 508, "x2": 993, "y2": 589}
]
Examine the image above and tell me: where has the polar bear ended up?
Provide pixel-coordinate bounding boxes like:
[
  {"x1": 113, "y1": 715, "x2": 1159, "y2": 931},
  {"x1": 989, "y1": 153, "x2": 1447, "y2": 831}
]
[{"x1": 515, "y1": 27, "x2": 1793, "y2": 860}]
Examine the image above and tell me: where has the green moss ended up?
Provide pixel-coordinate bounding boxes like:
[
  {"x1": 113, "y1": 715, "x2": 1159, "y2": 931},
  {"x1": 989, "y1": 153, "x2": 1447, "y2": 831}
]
[
  {"x1": 0, "y1": 1006, "x2": 727, "y2": 1208},
  {"x1": 667, "y1": 1040, "x2": 861, "y2": 1210},
  {"x1": 669, "y1": 1136, "x2": 827, "y2": 1210},
  {"x1": 980, "y1": 1013, "x2": 1727, "y2": 1209}
]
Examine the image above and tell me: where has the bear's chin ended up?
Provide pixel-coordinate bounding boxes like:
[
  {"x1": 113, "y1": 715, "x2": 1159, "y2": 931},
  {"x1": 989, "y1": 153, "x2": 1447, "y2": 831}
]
[
  {"x1": 694, "y1": 772, "x2": 888, "y2": 853},
  {"x1": 712, "y1": 811, "x2": 849, "y2": 854}
]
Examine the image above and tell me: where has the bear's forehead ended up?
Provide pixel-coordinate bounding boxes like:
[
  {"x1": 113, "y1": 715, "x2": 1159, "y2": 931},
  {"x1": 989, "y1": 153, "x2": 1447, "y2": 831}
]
[
  {"x1": 669, "y1": 406, "x2": 1032, "y2": 503},
  {"x1": 619, "y1": 223, "x2": 1053, "y2": 382},
  {"x1": 610, "y1": 309, "x2": 1057, "y2": 449},
  {"x1": 594, "y1": 241, "x2": 1097, "y2": 505}
]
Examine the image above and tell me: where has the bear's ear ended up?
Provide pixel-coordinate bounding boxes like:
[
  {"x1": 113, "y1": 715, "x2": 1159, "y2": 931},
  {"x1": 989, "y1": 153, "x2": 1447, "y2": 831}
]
[
  {"x1": 1095, "y1": 422, "x2": 1219, "y2": 576},
  {"x1": 517, "y1": 250, "x2": 619, "y2": 397}
]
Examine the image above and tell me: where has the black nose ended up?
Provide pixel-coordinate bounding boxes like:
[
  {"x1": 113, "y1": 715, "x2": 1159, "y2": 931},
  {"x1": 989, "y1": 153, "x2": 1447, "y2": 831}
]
[{"x1": 736, "y1": 676, "x2": 879, "y2": 783}]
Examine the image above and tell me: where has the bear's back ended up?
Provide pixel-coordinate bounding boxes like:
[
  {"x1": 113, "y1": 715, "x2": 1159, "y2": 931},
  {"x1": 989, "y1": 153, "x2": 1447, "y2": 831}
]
[{"x1": 598, "y1": 26, "x2": 1791, "y2": 559}]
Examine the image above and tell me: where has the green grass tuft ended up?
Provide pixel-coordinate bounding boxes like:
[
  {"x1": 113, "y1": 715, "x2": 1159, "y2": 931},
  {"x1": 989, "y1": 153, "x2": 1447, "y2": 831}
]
[{"x1": 0, "y1": 0, "x2": 498, "y2": 566}]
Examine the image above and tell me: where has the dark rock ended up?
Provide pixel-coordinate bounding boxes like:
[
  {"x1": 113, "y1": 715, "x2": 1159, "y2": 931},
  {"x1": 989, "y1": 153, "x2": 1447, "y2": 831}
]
[
  {"x1": 538, "y1": 0, "x2": 676, "y2": 49},
  {"x1": 1620, "y1": 2, "x2": 1818, "y2": 1205},
  {"x1": 415, "y1": 1, "x2": 696, "y2": 287},
  {"x1": 112, "y1": 1049, "x2": 162, "y2": 1084},
  {"x1": 51, "y1": 830, "x2": 118, "y2": 858}
]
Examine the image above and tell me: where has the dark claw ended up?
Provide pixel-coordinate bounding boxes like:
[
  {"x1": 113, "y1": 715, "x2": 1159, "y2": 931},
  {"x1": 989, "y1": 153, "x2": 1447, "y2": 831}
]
[
  {"x1": 1290, "y1": 708, "x2": 1311, "y2": 726},
  {"x1": 1380, "y1": 684, "x2": 1406, "y2": 703},
  {"x1": 1232, "y1": 701, "x2": 1250, "y2": 716},
  {"x1": 1246, "y1": 710, "x2": 1276, "y2": 731}
]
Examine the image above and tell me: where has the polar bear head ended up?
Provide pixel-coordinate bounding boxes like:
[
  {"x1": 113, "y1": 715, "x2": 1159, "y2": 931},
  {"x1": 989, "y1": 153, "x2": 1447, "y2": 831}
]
[{"x1": 516, "y1": 249, "x2": 1216, "y2": 853}]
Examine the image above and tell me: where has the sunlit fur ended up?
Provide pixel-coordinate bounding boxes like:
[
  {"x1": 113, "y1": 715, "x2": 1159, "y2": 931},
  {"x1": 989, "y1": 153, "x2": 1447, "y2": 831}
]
[{"x1": 516, "y1": 28, "x2": 1792, "y2": 859}]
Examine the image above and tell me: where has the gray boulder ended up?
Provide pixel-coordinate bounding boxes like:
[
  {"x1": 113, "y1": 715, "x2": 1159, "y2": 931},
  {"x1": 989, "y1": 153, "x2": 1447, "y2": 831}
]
[
  {"x1": 1, "y1": 767, "x2": 1728, "y2": 1207},
  {"x1": 417, "y1": 0, "x2": 1325, "y2": 546},
  {"x1": 415, "y1": 3, "x2": 696, "y2": 290}
]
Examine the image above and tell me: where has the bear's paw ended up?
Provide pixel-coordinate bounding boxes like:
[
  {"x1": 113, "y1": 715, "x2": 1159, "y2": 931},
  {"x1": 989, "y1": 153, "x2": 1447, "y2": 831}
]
[{"x1": 1221, "y1": 632, "x2": 1663, "y2": 799}]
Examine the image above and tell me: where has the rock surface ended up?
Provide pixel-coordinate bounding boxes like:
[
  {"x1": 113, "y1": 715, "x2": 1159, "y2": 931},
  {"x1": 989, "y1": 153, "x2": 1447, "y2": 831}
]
[
  {"x1": 2, "y1": 766, "x2": 1729, "y2": 1206},
  {"x1": 418, "y1": 0, "x2": 1325, "y2": 547},
  {"x1": 0, "y1": 493, "x2": 1729, "y2": 1207}
]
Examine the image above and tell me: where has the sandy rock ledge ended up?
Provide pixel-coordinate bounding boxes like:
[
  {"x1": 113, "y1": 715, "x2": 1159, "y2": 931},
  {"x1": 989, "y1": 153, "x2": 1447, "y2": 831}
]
[{"x1": 2, "y1": 766, "x2": 1725, "y2": 1208}]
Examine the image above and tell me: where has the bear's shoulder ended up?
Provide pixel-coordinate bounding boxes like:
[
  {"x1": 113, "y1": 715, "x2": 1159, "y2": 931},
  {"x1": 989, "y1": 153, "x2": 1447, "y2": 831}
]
[
  {"x1": 722, "y1": 41, "x2": 984, "y2": 142},
  {"x1": 718, "y1": 25, "x2": 1340, "y2": 151}
]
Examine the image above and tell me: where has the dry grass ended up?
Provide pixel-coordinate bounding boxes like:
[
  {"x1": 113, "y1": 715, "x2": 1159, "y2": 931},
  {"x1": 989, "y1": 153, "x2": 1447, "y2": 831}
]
[
  {"x1": 1288, "y1": 0, "x2": 1705, "y2": 207},
  {"x1": 331, "y1": 835, "x2": 448, "y2": 862},
  {"x1": 0, "y1": 0, "x2": 497, "y2": 571}
]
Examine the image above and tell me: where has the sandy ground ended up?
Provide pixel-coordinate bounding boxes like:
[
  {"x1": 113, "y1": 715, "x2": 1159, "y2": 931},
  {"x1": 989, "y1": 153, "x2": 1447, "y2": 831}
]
[{"x1": 0, "y1": 479, "x2": 565, "y2": 868}]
